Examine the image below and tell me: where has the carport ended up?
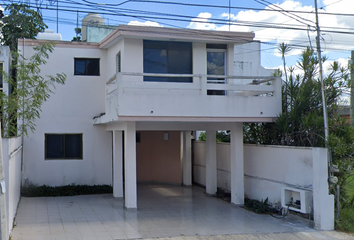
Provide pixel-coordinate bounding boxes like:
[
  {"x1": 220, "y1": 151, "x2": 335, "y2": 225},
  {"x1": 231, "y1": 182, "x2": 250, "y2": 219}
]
[
  {"x1": 11, "y1": 184, "x2": 313, "y2": 240},
  {"x1": 107, "y1": 121, "x2": 245, "y2": 209}
]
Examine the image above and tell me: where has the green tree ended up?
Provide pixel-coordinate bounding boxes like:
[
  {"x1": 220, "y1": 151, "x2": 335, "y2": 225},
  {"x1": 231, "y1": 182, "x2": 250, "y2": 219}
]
[
  {"x1": 198, "y1": 131, "x2": 230, "y2": 143},
  {"x1": 0, "y1": 42, "x2": 66, "y2": 137},
  {"x1": 71, "y1": 28, "x2": 82, "y2": 42},
  {"x1": 1, "y1": 3, "x2": 47, "y2": 51},
  {"x1": 244, "y1": 47, "x2": 350, "y2": 147}
]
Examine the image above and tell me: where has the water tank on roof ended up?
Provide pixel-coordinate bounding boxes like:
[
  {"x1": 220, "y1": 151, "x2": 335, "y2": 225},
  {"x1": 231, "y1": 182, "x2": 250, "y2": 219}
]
[
  {"x1": 37, "y1": 29, "x2": 62, "y2": 41},
  {"x1": 82, "y1": 13, "x2": 105, "y2": 41}
]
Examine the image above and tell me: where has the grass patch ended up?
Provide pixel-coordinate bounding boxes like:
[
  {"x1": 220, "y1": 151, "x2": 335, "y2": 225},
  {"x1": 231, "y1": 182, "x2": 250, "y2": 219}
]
[
  {"x1": 337, "y1": 206, "x2": 354, "y2": 233},
  {"x1": 345, "y1": 175, "x2": 354, "y2": 199},
  {"x1": 21, "y1": 184, "x2": 113, "y2": 197},
  {"x1": 337, "y1": 176, "x2": 354, "y2": 233}
]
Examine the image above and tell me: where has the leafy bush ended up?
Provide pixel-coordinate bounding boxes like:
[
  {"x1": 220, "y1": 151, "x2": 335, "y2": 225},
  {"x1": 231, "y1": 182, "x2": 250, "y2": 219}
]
[
  {"x1": 244, "y1": 197, "x2": 270, "y2": 214},
  {"x1": 21, "y1": 184, "x2": 113, "y2": 197}
]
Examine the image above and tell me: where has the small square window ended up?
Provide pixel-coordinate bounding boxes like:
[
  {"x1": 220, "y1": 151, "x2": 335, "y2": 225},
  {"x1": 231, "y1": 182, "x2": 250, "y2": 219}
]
[
  {"x1": 74, "y1": 58, "x2": 99, "y2": 76},
  {"x1": 45, "y1": 134, "x2": 83, "y2": 159}
]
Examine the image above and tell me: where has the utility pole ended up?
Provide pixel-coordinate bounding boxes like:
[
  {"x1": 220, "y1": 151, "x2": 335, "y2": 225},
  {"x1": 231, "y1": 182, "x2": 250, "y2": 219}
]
[
  {"x1": 76, "y1": 10, "x2": 79, "y2": 38},
  {"x1": 350, "y1": 50, "x2": 354, "y2": 126},
  {"x1": 57, "y1": 0, "x2": 59, "y2": 33},
  {"x1": 314, "y1": 0, "x2": 329, "y2": 148}
]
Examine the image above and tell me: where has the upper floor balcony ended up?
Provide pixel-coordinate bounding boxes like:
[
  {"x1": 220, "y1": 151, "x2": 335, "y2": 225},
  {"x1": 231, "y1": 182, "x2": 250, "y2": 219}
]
[{"x1": 94, "y1": 72, "x2": 282, "y2": 124}]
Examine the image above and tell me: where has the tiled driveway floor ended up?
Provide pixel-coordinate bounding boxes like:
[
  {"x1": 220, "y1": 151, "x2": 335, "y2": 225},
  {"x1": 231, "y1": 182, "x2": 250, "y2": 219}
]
[{"x1": 12, "y1": 184, "x2": 315, "y2": 240}]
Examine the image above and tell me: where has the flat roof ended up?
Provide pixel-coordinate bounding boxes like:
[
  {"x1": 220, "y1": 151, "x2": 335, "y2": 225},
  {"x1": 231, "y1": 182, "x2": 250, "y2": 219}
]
[
  {"x1": 18, "y1": 24, "x2": 255, "y2": 49},
  {"x1": 99, "y1": 24, "x2": 255, "y2": 49}
]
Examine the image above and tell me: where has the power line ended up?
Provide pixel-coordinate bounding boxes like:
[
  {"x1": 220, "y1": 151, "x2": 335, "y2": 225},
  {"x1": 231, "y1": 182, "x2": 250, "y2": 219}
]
[
  {"x1": 129, "y1": 0, "x2": 354, "y2": 17},
  {"x1": 2, "y1": 0, "x2": 354, "y2": 54},
  {"x1": 3, "y1": 0, "x2": 354, "y2": 35},
  {"x1": 254, "y1": 0, "x2": 315, "y2": 27},
  {"x1": 3, "y1": 1, "x2": 353, "y2": 36}
]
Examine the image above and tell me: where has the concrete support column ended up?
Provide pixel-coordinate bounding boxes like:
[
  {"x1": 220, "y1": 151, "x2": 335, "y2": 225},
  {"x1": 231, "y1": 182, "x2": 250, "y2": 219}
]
[
  {"x1": 124, "y1": 122, "x2": 137, "y2": 209},
  {"x1": 230, "y1": 123, "x2": 244, "y2": 205},
  {"x1": 182, "y1": 131, "x2": 192, "y2": 186},
  {"x1": 206, "y1": 130, "x2": 217, "y2": 195},
  {"x1": 313, "y1": 148, "x2": 334, "y2": 230},
  {"x1": 112, "y1": 130, "x2": 123, "y2": 198}
]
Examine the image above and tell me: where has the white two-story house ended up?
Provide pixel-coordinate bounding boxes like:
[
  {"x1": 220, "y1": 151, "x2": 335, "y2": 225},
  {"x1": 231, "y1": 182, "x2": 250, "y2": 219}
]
[{"x1": 19, "y1": 25, "x2": 281, "y2": 209}]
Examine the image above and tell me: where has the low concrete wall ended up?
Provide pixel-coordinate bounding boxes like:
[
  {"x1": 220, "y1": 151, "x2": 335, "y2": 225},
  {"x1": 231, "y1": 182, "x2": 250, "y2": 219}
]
[
  {"x1": 193, "y1": 141, "x2": 334, "y2": 230},
  {"x1": 2, "y1": 137, "x2": 22, "y2": 236},
  {"x1": 243, "y1": 144, "x2": 313, "y2": 204}
]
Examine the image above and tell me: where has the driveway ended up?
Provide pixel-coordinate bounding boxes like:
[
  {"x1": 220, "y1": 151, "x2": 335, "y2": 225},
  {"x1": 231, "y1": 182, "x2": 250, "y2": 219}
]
[{"x1": 11, "y1": 184, "x2": 351, "y2": 240}]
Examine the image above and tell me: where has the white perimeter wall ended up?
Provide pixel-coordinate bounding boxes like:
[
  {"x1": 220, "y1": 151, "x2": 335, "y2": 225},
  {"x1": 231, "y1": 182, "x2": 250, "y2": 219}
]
[
  {"x1": 20, "y1": 44, "x2": 112, "y2": 187},
  {"x1": 3, "y1": 137, "x2": 22, "y2": 236},
  {"x1": 193, "y1": 141, "x2": 334, "y2": 230},
  {"x1": 194, "y1": 142, "x2": 313, "y2": 203}
]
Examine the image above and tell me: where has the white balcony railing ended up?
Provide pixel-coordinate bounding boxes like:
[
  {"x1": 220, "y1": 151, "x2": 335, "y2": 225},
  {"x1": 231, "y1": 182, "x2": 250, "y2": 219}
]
[{"x1": 103, "y1": 72, "x2": 282, "y2": 122}]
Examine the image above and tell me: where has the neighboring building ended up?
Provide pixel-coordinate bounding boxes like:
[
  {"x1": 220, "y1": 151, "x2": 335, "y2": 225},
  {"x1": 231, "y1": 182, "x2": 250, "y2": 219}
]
[
  {"x1": 337, "y1": 105, "x2": 350, "y2": 124},
  {"x1": 19, "y1": 24, "x2": 281, "y2": 209},
  {"x1": 0, "y1": 46, "x2": 11, "y2": 96}
]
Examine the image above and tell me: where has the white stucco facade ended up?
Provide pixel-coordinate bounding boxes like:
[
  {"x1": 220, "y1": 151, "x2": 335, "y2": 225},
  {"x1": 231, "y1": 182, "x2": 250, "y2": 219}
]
[
  {"x1": 19, "y1": 42, "x2": 112, "y2": 187},
  {"x1": 18, "y1": 25, "x2": 282, "y2": 210}
]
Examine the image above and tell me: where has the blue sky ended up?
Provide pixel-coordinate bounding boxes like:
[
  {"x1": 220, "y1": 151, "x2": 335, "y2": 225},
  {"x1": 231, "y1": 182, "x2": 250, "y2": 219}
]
[{"x1": 3, "y1": 0, "x2": 352, "y2": 71}]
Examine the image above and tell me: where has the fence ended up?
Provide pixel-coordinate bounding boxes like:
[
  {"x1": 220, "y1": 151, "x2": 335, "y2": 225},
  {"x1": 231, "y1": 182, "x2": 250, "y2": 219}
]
[{"x1": 3, "y1": 137, "x2": 22, "y2": 236}]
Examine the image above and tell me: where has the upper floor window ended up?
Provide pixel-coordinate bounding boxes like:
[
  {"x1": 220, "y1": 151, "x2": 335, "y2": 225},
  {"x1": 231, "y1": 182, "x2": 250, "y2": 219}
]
[
  {"x1": 143, "y1": 40, "x2": 192, "y2": 83},
  {"x1": 74, "y1": 58, "x2": 100, "y2": 76}
]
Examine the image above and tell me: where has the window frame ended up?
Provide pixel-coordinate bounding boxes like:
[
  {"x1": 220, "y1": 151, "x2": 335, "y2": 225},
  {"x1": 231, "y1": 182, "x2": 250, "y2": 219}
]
[
  {"x1": 143, "y1": 40, "x2": 193, "y2": 83},
  {"x1": 206, "y1": 48, "x2": 227, "y2": 96},
  {"x1": 74, "y1": 58, "x2": 100, "y2": 76},
  {"x1": 45, "y1": 133, "x2": 83, "y2": 160}
]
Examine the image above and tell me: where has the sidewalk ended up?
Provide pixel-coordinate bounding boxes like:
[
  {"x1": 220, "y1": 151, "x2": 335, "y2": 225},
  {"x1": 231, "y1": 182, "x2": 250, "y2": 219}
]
[{"x1": 144, "y1": 231, "x2": 354, "y2": 240}]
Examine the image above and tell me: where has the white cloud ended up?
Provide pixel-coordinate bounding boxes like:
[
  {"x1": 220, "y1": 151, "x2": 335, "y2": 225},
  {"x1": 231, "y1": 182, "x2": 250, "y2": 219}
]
[
  {"x1": 187, "y1": 0, "x2": 354, "y2": 58},
  {"x1": 187, "y1": 12, "x2": 216, "y2": 30},
  {"x1": 127, "y1": 21, "x2": 163, "y2": 27}
]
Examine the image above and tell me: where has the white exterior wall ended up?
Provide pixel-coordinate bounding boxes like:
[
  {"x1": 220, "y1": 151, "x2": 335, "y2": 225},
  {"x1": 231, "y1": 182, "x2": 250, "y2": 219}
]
[
  {"x1": 2, "y1": 137, "x2": 22, "y2": 236},
  {"x1": 20, "y1": 43, "x2": 112, "y2": 187},
  {"x1": 107, "y1": 38, "x2": 124, "y2": 78}
]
